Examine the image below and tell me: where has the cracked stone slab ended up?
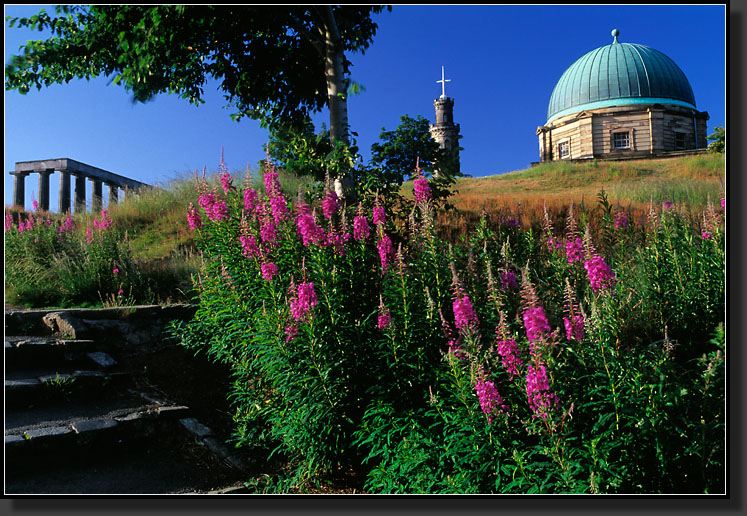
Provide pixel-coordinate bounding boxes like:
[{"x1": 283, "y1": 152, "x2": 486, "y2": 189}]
[
  {"x1": 25, "y1": 426, "x2": 74, "y2": 440},
  {"x1": 6, "y1": 378, "x2": 42, "y2": 388},
  {"x1": 72, "y1": 418, "x2": 119, "y2": 434},
  {"x1": 179, "y1": 418, "x2": 213, "y2": 438},
  {"x1": 87, "y1": 351, "x2": 117, "y2": 368}
]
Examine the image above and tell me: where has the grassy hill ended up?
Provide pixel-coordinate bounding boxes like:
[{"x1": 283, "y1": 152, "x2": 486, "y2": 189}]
[
  {"x1": 447, "y1": 153, "x2": 724, "y2": 212},
  {"x1": 5, "y1": 153, "x2": 725, "y2": 308}
]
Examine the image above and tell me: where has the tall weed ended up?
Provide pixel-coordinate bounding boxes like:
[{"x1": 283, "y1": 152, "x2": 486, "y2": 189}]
[{"x1": 170, "y1": 158, "x2": 726, "y2": 493}]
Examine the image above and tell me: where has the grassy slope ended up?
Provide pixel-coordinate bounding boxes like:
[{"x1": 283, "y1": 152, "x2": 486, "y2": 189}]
[
  {"x1": 9, "y1": 154, "x2": 722, "y2": 264},
  {"x1": 449, "y1": 153, "x2": 725, "y2": 213}
]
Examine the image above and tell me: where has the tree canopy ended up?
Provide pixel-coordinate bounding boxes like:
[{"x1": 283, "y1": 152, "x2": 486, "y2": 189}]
[{"x1": 5, "y1": 5, "x2": 389, "y2": 155}]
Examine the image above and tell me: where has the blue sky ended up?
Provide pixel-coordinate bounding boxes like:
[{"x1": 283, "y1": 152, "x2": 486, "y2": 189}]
[{"x1": 4, "y1": 4, "x2": 726, "y2": 212}]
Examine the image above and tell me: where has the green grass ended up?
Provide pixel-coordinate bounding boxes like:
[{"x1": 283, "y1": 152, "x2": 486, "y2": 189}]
[{"x1": 5, "y1": 154, "x2": 725, "y2": 309}]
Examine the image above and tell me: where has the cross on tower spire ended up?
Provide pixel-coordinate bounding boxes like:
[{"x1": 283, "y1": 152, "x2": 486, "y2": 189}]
[{"x1": 436, "y1": 66, "x2": 451, "y2": 99}]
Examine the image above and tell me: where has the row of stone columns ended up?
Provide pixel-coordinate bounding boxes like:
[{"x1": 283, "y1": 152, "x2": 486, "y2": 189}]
[{"x1": 12, "y1": 169, "x2": 123, "y2": 214}]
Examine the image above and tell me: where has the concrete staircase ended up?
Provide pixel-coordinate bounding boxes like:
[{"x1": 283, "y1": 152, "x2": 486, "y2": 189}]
[{"x1": 4, "y1": 306, "x2": 252, "y2": 494}]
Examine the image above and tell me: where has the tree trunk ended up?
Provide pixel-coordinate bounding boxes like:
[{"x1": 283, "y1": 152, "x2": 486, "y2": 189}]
[{"x1": 322, "y1": 7, "x2": 356, "y2": 201}]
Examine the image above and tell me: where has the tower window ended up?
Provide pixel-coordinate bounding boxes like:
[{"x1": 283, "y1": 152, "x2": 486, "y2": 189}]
[
  {"x1": 613, "y1": 131, "x2": 630, "y2": 149},
  {"x1": 558, "y1": 141, "x2": 570, "y2": 159},
  {"x1": 674, "y1": 132, "x2": 687, "y2": 150}
]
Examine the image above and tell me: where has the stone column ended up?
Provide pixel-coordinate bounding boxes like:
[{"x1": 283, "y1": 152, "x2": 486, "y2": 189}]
[
  {"x1": 91, "y1": 178, "x2": 103, "y2": 213},
  {"x1": 38, "y1": 169, "x2": 53, "y2": 212},
  {"x1": 12, "y1": 172, "x2": 29, "y2": 209},
  {"x1": 74, "y1": 172, "x2": 87, "y2": 213},
  {"x1": 59, "y1": 171, "x2": 72, "y2": 214},
  {"x1": 107, "y1": 183, "x2": 119, "y2": 206}
]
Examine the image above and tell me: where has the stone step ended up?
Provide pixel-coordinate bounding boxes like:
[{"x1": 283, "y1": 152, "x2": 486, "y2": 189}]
[
  {"x1": 5, "y1": 336, "x2": 100, "y2": 369},
  {"x1": 4, "y1": 368, "x2": 131, "y2": 409},
  {"x1": 4, "y1": 395, "x2": 190, "y2": 466},
  {"x1": 4, "y1": 428, "x2": 245, "y2": 494}
]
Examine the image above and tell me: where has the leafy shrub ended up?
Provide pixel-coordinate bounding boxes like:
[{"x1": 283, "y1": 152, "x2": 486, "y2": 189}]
[
  {"x1": 6, "y1": 208, "x2": 157, "y2": 307},
  {"x1": 170, "y1": 158, "x2": 725, "y2": 493}
]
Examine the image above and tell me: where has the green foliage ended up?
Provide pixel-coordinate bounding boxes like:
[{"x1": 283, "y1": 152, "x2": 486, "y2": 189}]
[
  {"x1": 170, "y1": 156, "x2": 725, "y2": 493},
  {"x1": 363, "y1": 114, "x2": 461, "y2": 214},
  {"x1": 4, "y1": 189, "x2": 199, "y2": 308},
  {"x1": 5, "y1": 5, "x2": 389, "y2": 132},
  {"x1": 265, "y1": 119, "x2": 362, "y2": 188},
  {"x1": 707, "y1": 125, "x2": 725, "y2": 153}
]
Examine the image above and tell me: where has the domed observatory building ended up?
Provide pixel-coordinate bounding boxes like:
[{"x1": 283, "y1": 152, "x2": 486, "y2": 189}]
[{"x1": 536, "y1": 29, "x2": 709, "y2": 162}]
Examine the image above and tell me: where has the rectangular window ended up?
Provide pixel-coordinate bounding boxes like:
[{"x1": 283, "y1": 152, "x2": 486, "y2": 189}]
[
  {"x1": 613, "y1": 131, "x2": 630, "y2": 149},
  {"x1": 674, "y1": 132, "x2": 687, "y2": 150},
  {"x1": 558, "y1": 141, "x2": 570, "y2": 159}
]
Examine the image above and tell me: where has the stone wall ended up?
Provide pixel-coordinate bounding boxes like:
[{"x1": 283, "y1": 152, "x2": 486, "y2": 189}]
[
  {"x1": 538, "y1": 103, "x2": 710, "y2": 162},
  {"x1": 5, "y1": 304, "x2": 198, "y2": 355}
]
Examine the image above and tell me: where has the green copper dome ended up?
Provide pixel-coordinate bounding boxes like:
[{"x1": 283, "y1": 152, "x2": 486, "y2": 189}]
[{"x1": 547, "y1": 30, "x2": 696, "y2": 123}]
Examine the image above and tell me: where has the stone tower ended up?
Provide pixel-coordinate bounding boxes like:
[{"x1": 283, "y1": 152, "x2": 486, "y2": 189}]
[{"x1": 429, "y1": 66, "x2": 461, "y2": 177}]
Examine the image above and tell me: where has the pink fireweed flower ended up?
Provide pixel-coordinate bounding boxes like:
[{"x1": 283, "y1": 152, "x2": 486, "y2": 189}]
[
  {"x1": 285, "y1": 323, "x2": 299, "y2": 343},
  {"x1": 614, "y1": 211, "x2": 629, "y2": 229},
  {"x1": 721, "y1": 197, "x2": 726, "y2": 212},
  {"x1": 210, "y1": 199, "x2": 229, "y2": 221},
  {"x1": 257, "y1": 205, "x2": 278, "y2": 246},
  {"x1": 496, "y1": 338, "x2": 523, "y2": 379},
  {"x1": 326, "y1": 227, "x2": 346, "y2": 256},
  {"x1": 187, "y1": 203, "x2": 202, "y2": 229},
  {"x1": 261, "y1": 262, "x2": 278, "y2": 282},
  {"x1": 198, "y1": 191, "x2": 217, "y2": 212},
  {"x1": 372, "y1": 203, "x2": 386, "y2": 226},
  {"x1": 565, "y1": 237, "x2": 584, "y2": 263},
  {"x1": 113, "y1": 268, "x2": 119, "y2": 275},
  {"x1": 447, "y1": 338, "x2": 467, "y2": 359},
  {"x1": 5, "y1": 213, "x2": 13, "y2": 232},
  {"x1": 662, "y1": 200, "x2": 674, "y2": 211},
  {"x1": 377, "y1": 232, "x2": 395, "y2": 271},
  {"x1": 289, "y1": 281, "x2": 318, "y2": 323},
  {"x1": 219, "y1": 171, "x2": 236, "y2": 194},
  {"x1": 377, "y1": 296, "x2": 391, "y2": 331},
  {"x1": 118, "y1": 289, "x2": 124, "y2": 296},
  {"x1": 547, "y1": 237, "x2": 562, "y2": 252},
  {"x1": 563, "y1": 315, "x2": 584, "y2": 342},
  {"x1": 584, "y1": 255, "x2": 617, "y2": 293},
  {"x1": 523, "y1": 306, "x2": 551, "y2": 346},
  {"x1": 500, "y1": 269, "x2": 519, "y2": 291},
  {"x1": 297, "y1": 211, "x2": 325, "y2": 247},
  {"x1": 239, "y1": 235, "x2": 260, "y2": 258},
  {"x1": 439, "y1": 306, "x2": 467, "y2": 360},
  {"x1": 353, "y1": 213, "x2": 370, "y2": 242},
  {"x1": 322, "y1": 189, "x2": 339, "y2": 220},
  {"x1": 85, "y1": 226, "x2": 94, "y2": 243},
  {"x1": 701, "y1": 230, "x2": 712, "y2": 240},
  {"x1": 243, "y1": 188, "x2": 259, "y2": 215},
  {"x1": 198, "y1": 192, "x2": 229, "y2": 221},
  {"x1": 98, "y1": 210, "x2": 113, "y2": 230},
  {"x1": 413, "y1": 163, "x2": 431, "y2": 204},
  {"x1": 32, "y1": 199, "x2": 39, "y2": 212},
  {"x1": 269, "y1": 194, "x2": 289, "y2": 223},
  {"x1": 526, "y1": 362, "x2": 560, "y2": 419},
  {"x1": 263, "y1": 165, "x2": 282, "y2": 199},
  {"x1": 475, "y1": 376, "x2": 507, "y2": 424},
  {"x1": 452, "y1": 294, "x2": 478, "y2": 332}
]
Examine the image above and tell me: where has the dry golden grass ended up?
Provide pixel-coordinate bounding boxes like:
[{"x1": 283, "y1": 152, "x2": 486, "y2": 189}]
[{"x1": 445, "y1": 154, "x2": 724, "y2": 216}]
